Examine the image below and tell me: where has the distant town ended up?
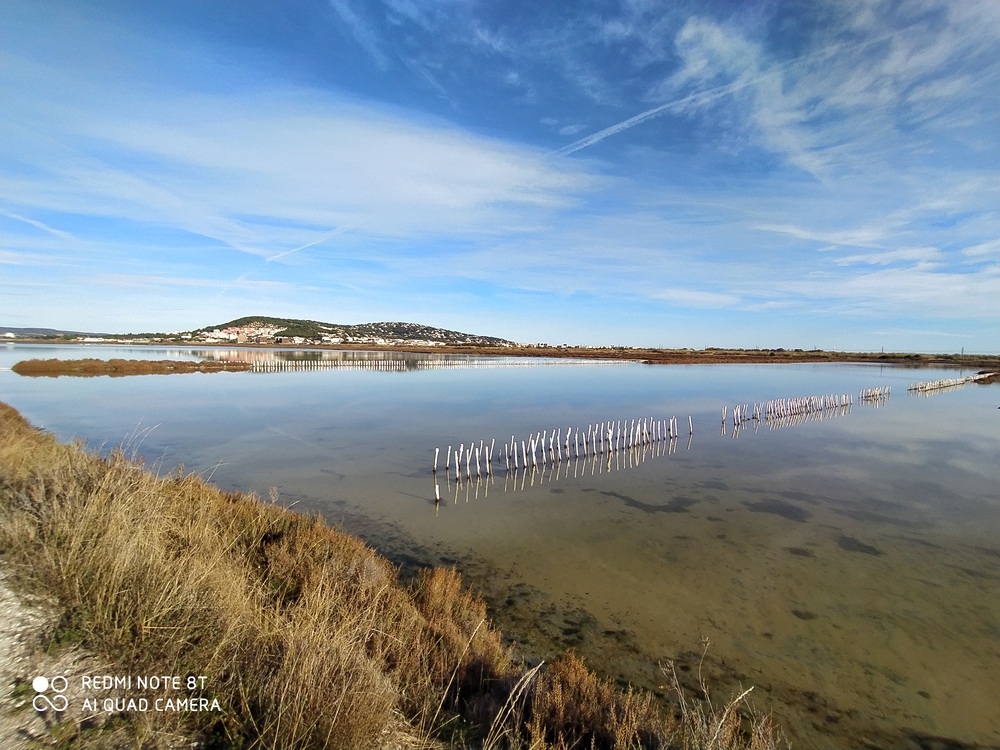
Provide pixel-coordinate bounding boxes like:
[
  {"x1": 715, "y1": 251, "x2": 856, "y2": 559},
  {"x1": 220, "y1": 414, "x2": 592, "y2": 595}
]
[{"x1": 1, "y1": 316, "x2": 522, "y2": 348}]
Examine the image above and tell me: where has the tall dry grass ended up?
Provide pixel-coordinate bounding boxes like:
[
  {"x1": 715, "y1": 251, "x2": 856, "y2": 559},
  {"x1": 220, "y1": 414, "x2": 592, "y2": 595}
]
[
  {"x1": 0, "y1": 401, "x2": 786, "y2": 749},
  {"x1": 0, "y1": 402, "x2": 513, "y2": 748}
]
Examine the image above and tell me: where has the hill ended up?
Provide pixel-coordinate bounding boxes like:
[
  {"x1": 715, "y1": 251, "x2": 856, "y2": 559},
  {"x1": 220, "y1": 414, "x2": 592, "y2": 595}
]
[
  {"x1": 0, "y1": 326, "x2": 114, "y2": 338},
  {"x1": 198, "y1": 316, "x2": 514, "y2": 346}
]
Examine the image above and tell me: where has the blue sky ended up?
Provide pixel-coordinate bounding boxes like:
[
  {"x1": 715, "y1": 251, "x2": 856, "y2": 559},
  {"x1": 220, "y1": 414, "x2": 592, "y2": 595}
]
[{"x1": 1, "y1": 0, "x2": 997, "y2": 351}]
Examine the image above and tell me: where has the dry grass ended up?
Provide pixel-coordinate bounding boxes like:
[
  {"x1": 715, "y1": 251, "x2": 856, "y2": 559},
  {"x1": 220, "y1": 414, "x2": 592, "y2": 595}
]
[
  {"x1": 0, "y1": 401, "x2": 786, "y2": 750},
  {"x1": 662, "y1": 641, "x2": 784, "y2": 750},
  {"x1": 0, "y1": 401, "x2": 511, "y2": 748},
  {"x1": 526, "y1": 651, "x2": 670, "y2": 749}
]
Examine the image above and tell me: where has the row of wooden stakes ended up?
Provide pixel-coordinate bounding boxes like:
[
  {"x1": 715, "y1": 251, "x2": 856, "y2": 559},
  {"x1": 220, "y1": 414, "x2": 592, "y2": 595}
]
[
  {"x1": 434, "y1": 386, "x2": 896, "y2": 479},
  {"x1": 434, "y1": 434, "x2": 689, "y2": 503},
  {"x1": 908, "y1": 373, "x2": 995, "y2": 394},
  {"x1": 433, "y1": 415, "x2": 693, "y2": 481}
]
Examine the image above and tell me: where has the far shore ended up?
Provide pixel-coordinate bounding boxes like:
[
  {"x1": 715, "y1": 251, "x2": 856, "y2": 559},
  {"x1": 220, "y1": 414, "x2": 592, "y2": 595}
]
[
  {"x1": 10, "y1": 357, "x2": 254, "y2": 377},
  {"x1": 6, "y1": 338, "x2": 1000, "y2": 370}
]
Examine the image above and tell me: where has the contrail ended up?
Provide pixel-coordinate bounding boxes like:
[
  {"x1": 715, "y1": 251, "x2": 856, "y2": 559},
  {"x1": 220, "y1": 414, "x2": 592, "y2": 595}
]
[
  {"x1": 552, "y1": 67, "x2": 788, "y2": 157},
  {"x1": 0, "y1": 207, "x2": 77, "y2": 240},
  {"x1": 551, "y1": 37, "x2": 853, "y2": 157},
  {"x1": 266, "y1": 227, "x2": 347, "y2": 262}
]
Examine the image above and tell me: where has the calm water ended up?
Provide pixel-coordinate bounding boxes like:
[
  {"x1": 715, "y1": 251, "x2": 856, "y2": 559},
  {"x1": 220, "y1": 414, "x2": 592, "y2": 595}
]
[{"x1": 2, "y1": 343, "x2": 997, "y2": 748}]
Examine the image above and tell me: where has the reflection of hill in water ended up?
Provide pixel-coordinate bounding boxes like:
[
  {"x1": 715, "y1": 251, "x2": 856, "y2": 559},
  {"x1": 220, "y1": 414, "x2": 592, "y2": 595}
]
[{"x1": 199, "y1": 349, "x2": 628, "y2": 372}]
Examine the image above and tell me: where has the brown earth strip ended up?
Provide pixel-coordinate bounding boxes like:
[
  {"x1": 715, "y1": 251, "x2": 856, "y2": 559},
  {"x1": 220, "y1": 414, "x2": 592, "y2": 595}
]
[{"x1": 11, "y1": 358, "x2": 253, "y2": 377}]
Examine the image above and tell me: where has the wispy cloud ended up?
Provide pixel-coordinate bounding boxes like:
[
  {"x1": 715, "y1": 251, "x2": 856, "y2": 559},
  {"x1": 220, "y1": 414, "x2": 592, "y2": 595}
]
[
  {"x1": 753, "y1": 223, "x2": 886, "y2": 249},
  {"x1": 833, "y1": 247, "x2": 941, "y2": 266},
  {"x1": 961, "y1": 240, "x2": 997, "y2": 259},
  {"x1": 2, "y1": 76, "x2": 594, "y2": 260},
  {"x1": 652, "y1": 288, "x2": 739, "y2": 308},
  {"x1": 328, "y1": 0, "x2": 391, "y2": 70},
  {"x1": 97, "y1": 274, "x2": 293, "y2": 291}
]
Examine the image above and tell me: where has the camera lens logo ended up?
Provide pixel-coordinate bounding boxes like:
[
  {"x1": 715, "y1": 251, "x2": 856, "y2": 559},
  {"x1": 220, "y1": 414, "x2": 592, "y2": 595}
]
[{"x1": 32, "y1": 675, "x2": 68, "y2": 712}]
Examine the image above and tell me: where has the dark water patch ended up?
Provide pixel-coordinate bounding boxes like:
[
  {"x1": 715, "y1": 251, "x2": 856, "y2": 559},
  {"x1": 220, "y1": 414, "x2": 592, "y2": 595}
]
[
  {"x1": 858, "y1": 496, "x2": 906, "y2": 512},
  {"x1": 946, "y1": 565, "x2": 995, "y2": 580},
  {"x1": 595, "y1": 490, "x2": 697, "y2": 514},
  {"x1": 831, "y1": 507, "x2": 925, "y2": 528},
  {"x1": 914, "y1": 578, "x2": 943, "y2": 588},
  {"x1": 744, "y1": 498, "x2": 811, "y2": 522},
  {"x1": 895, "y1": 535, "x2": 942, "y2": 549},
  {"x1": 837, "y1": 536, "x2": 883, "y2": 556},
  {"x1": 706, "y1": 516, "x2": 723, "y2": 522},
  {"x1": 549, "y1": 488, "x2": 564, "y2": 494},
  {"x1": 975, "y1": 545, "x2": 1000, "y2": 559},
  {"x1": 785, "y1": 547, "x2": 815, "y2": 557},
  {"x1": 716, "y1": 534, "x2": 726, "y2": 539},
  {"x1": 905, "y1": 731, "x2": 989, "y2": 750},
  {"x1": 699, "y1": 480, "x2": 729, "y2": 490},
  {"x1": 673, "y1": 535, "x2": 693, "y2": 540},
  {"x1": 792, "y1": 609, "x2": 818, "y2": 620},
  {"x1": 386, "y1": 468, "x2": 430, "y2": 479}
]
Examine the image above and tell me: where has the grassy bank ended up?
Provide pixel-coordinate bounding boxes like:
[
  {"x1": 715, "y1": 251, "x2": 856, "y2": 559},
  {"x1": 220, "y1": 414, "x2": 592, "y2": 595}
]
[{"x1": 0, "y1": 402, "x2": 783, "y2": 749}]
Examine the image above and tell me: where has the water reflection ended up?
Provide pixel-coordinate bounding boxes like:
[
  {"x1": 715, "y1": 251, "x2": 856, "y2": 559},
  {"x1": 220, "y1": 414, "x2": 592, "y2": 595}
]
[
  {"x1": 430, "y1": 386, "x2": 905, "y2": 511},
  {"x1": 434, "y1": 437, "x2": 692, "y2": 512},
  {"x1": 201, "y1": 347, "x2": 630, "y2": 372},
  {"x1": 907, "y1": 372, "x2": 996, "y2": 396}
]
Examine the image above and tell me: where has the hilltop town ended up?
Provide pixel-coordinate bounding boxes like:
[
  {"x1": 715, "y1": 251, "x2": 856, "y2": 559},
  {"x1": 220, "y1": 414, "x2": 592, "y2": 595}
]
[
  {"x1": 190, "y1": 318, "x2": 515, "y2": 347},
  {"x1": 1, "y1": 316, "x2": 516, "y2": 348}
]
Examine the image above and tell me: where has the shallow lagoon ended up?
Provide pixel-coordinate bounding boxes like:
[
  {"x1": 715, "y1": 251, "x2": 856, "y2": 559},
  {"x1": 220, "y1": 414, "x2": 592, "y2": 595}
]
[{"x1": 2, "y1": 344, "x2": 997, "y2": 748}]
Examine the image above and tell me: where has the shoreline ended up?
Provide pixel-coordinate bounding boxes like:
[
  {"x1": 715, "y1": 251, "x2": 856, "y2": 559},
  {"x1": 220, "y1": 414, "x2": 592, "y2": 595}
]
[{"x1": 6, "y1": 338, "x2": 1000, "y2": 370}]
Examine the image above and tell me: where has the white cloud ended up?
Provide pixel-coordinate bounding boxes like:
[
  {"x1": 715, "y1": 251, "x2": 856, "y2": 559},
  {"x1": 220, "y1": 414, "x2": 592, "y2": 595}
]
[
  {"x1": 1, "y1": 74, "x2": 595, "y2": 259},
  {"x1": 632, "y1": 3, "x2": 1000, "y2": 180},
  {"x1": 96, "y1": 273, "x2": 294, "y2": 292},
  {"x1": 961, "y1": 240, "x2": 998, "y2": 259},
  {"x1": 796, "y1": 263, "x2": 999, "y2": 319},
  {"x1": 753, "y1": 223, "x2": 885, "y2": 248},
  {"x1": 833, "y1": 247, "x2": 941, "y2": 266},
  {"x1": 652, "y1": 288, "x2": 739, "y2": 308},
  {"x1": 0, "y1": 249, "x2": 45, "y2": 265}
]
